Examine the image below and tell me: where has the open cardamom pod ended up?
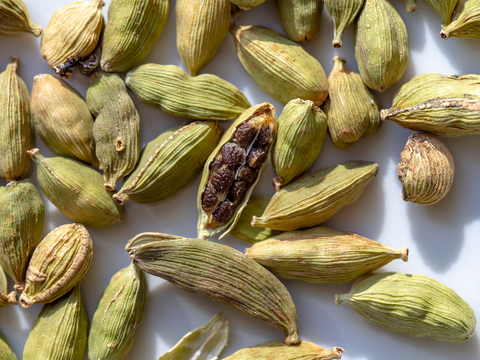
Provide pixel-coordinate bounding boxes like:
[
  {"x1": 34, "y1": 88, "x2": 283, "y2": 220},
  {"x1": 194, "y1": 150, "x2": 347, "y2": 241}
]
[
  {"x1": 0, "y1": 0, "x2": 42, "y2": 36},
  {"x1": 324, "y1": 0, "x2": 363, "y2": 48},
  {"x1": 441, "y1": 0, "x2": 480, "y2": 40},
  {"x1": 274, "y1": 0, "x2": 323, "y2": 43}
]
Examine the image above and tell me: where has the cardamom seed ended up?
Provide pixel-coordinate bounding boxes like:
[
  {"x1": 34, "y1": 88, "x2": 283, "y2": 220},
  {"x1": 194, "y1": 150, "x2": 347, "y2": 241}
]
[
  {"x1": 426, "y1": 0, "x2": 459, "y2": 27},
  {"x1": 404, "y1": 0, "x2": 416, "y2": 12},
  {"x1": 230, "y1": 0, "x2": 266, "y2": 10},
  {"x1": 126, "y1": 232, "x2": 300, "y2": 345},
  {"x1": 0, "y1": 263, "x2": 17, "y2": 308},
  {"x1": 0, "y1": 332, "x2": 17, "y2": 360},
  {"x1": 0, "y1": 0, "x2": 42, "y2": 36},
  {"x1": 324, "y1": 0, "x2": 363, "y2": 48},
  {"x1": 441, "y1": 0, "x2": 480, "y2": 40},
  {"x1": 274, "y1": 0, "x2": 323, "y2": 43}
]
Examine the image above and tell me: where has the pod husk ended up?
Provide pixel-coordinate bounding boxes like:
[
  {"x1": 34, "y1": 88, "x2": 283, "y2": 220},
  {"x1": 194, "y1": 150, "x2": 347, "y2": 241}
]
[
  {"x1": 274, "y1": 0, "x2": 323, "y2": 43},
  {"x1": 0, "y1": 332, "x2": 16, "y2": 360},
  {"x1": 0, "y1": 263, "x2": 17, "y2": 308},
  {"x1": 324, "y1": 0, "x2": 363, "y2": 48},
  {"x1": 0, "y1": 0, "x2": 42, "y2": 36},
  {"x1": 441, "y1": 0, "x2": 480, "y2": 40},
  {"x1": 404, "y1": 0, "x2": 416, "y2": 12},
  {"x1": 426, "y1": 0, "x2": 460, "y2": 27},
  {"x1": 230, "y1": 0, "x2": 266, "y2": 10}
]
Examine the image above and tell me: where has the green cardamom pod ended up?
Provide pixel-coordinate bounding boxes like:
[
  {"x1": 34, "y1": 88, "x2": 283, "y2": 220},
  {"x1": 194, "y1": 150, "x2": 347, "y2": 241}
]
[
  {"x1": 158, "y1": 313, "x2": 229, "y2": 360},
  {"x1": 380, "y1": 73, "x2": 480, "y2": 136},
  {"x1": 0, "y1": 57, "x2": 33, "y2": 182},
  {"x1": 87, "y1": 72, "x2": 141, "y2": 190},
  {"x1": 274, "y1": 0, "x2": 323, "y2": 43},
  {"x1": 230, "y1": 24, "x2": 328, "y2": 105},
  {"x1": 0, "y1": 0, "x2": 42, "y2": 36},
  {"x1": 28, "y1": 148, "x2": 125, "y2": 227},
  {"x1": 176, "y1": 0, "x2": 231, "y2": 76},
  {"x1": 197, "y1": 103, "x2": 277, "y2": 240},
  {"x1": 441, "y1": 0, "x2": 480, "y2": 40},
  {"x1": 404, "y1": 0, "x2": 416, "y2": 12},
  {"x1": 126, "y1": 64, "x2": 251, "y2": 120},
  {"x1": 0, "y1": 180, "x2": 44, "y2": 293},
  {"x1": 336, "y1": 272, "x2": 476, "y2": 342},
  {"x1": 252, "y1": 161, "x2": 378, "y2": 231},
  {"x1": 0, "y1": 263, "x2": 17, "y2": 308},
  {"x1": 230, "y1": 0, "x2": 265, "y2": 10},
  {"x1": 246, "y1": 226, "x2": 409, "y2": 283},
  {"x1": 426, "y1": 0, "x2": 459, "y2": 27},
  {"x1": 114, "y1": 120, "x2": 222, "y2": 205},
  {"x1": 0, "y1": 332, "x2": 16, "y2": 360},
  {"x1": 88, "y1": 263, "x2": 147, "y2": 360},
  {"x1": 355, "y1": 0, "x2": 409, "y2": 92},
  {"x1": 23, "y1": 284, "x2": 88, "y2": 360},
  {"x1": 325, "y1": 57, "x2": 382, "y2": 149},
  {"x1": 324, "y1": 0, "x2": 363, "y2": 48},
  {"x1": 31, "y1": 74, "x2": 99, "y2": 168},
  {"x1": 101, "y1": 0, "x2": 170, "y2": 73},
  {"x1": 272, "y1": 99, "x2": 327, "y2": 190},
  {"x1": 126, "y1": 232, "x2": 300, "y2": 345}
]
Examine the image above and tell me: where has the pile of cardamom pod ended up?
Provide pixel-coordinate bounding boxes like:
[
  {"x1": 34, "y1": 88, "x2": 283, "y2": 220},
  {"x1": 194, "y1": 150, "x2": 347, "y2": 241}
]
[{"x1": 0, "y1": 0, "x2": 479, "y2": 359}]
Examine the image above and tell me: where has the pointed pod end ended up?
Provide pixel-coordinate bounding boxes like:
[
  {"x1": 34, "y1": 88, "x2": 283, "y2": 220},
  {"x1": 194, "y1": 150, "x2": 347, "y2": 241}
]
[
  {"x1": 27, "y1": 148, "x2": 41, "y2": 160},
  {"x1": 401, "y1": 248, "x2": 409, "y2": 262},
  {"x1": 14, "y1": 281, "x2": 25, "y2": 293},
  {"x1": 333, "y1": 347, "x2": 346, "y2": 359},
  {"x1": 251, "y1": 216, "x2": 259, "y2": 227},
  {"x1": 31, "y1": 25, "x2": 43, "y2": 37},
  {"x1": 284, "y1": 331, "x2": 299, "y2": 345},
  {"x1": 5, "y1": 291, "x2": 18, "y2": 305},
  {"x1": 113, "y1": 193, "x2": 127, "y2": 205},
  {"x1": 19, "y1": 294, "x2": 32, "y2": 308},
  {"x1": 380, "y1": 109, "x2": 388, "y2": 121},
  {"x1": 440, "y1": 30, "x2": 450, "y2": 40},
  {"x1": 273, "y1": 176, "x2": 282, "y2": 192},
  {"x1": 332, "y1": 40, "x2": 343, "y2": 48}
]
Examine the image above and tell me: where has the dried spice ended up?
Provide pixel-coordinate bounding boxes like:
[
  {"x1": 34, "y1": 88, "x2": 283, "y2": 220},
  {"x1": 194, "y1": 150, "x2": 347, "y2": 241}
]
[
  {"x1": 426, "y1": 0, "x2": 460, "y2": 27},
  {"x1": 404, "y1": 0, "x2": 416, "y2": 12},
  {"x1": 0, "y1": 332, "x2": 16, "y2": 360},
  {"x1": 324, "y1": 0, "x2": 363, "y2": 48},
  {"x1": 230, "y1": 0, "x2": 266, "y2": 10},
  {"x1": 441, "y1": 0, "x2": 480, "y2": 40},
  {"x1": 0, "y1": 0, "x2": 42, "y2": 36},
  {"x1": 274, "y1": 0, "x2": 323, "y2": 42},
  {"x1": 0, "y1": 263, "x2": 17, "y2": 308}
]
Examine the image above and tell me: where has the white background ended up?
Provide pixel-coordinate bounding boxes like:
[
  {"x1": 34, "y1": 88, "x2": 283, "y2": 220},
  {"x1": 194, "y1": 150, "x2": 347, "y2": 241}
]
[{"x1": 0, "y1": 0, "x2": 479, "y2": 359}]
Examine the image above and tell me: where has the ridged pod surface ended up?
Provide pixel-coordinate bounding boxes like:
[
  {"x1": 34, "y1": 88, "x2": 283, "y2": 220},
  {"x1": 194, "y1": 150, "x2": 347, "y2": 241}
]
[
  {"x1": 324, "y1": 0, "x2": 363, "y2": 48},
  {"x1": 230, "y1": 0, "x2": 266, "y2": 10},
  {"x1": 126, "y1": 64, "x2": 251, "y2": 120},
  {"x1": 126, "y1": 233, "x2": 300, "y2": 345},
  {"x1": 230, "y1": 25, "x2": 328, "y2": 105},
  {"x1": 246, "y1": 226, "x2": 409, "y2": 283},
  {"x1": 336, "y1": 272, "x2": 476, "y2": 342},
  {"x1": 0, "y1": 264, "x2": 17, "y2": 308},
  {"x1": 355, "y1": 0, "x2": 409, "y2": 92},
  {"x1": 274, "y1": 0, "x2": 323, "y2": 43},
  {"x1": 0, "y1": 332, "x2": 16, "y2": 360},
  {"x1": 441, "y1": 0, "x2": 480, "y2": 40},
  {"x1": 0, "y1": 0, "x2": 42, "y2": 36},
  {"x1": 101, "y1": 0, "x2": 170, "y2": 73},
  {"x1": 425, "y1": 0, "x2": 460, "y2": 27}
]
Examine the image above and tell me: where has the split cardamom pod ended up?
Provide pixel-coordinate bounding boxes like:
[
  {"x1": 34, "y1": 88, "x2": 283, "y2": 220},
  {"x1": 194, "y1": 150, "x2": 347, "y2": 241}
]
[
  {"x1": 252, "y1": 161, "x2": 378, "y2": 231},
  {"x1": 28, "y1": 148, "x2": 125, "y2": 228},
  {"x1": 324, "y1": 0, "x2": 363, "y2": 48},
  {"x1": 355, "y1": 0, "x2": 409, "y2": 92},
  {"x1": 441, "y1": 0, "x2": 480, "y2": 40},
  {"x1": 88, "y1": 263, "x2": 147, "y2": 360},
  {"x1": 101, "y1": 0, "x2": 170, "y2": 73},
  {"x1": 31, "y1": 74, "x2": 99, "y2": 168},
  {"x1": 23, "y1": 284, "x2": 88, "y2": 360},
  {"x1": 0, "y1": 0, "x2": 42, "y2": 36},
  {"x1": 230, "y1": 0, "x2": 265, "y2": 10},
  {"x1": 426, "y1": 0, "x2": 459, "y2": 27},
  {"x1": 87, "y1": 72, "x2": 141, "y2": 190},
  {"x1": 126, "y1": 64, "x2": 251, "y2": 120},
  {"x1": 274, "y1": 0, "x2": 323, "y2": 43},
  {"x1": 336, "y1": 272, "x2": 476, "y2": 342},
  {"x1": 230, "y1": 24, "x2": 328, "y2": 105},
  {"x1": 0, "y1": 180, "x2": 44, "y2": 293},
  {"x1": 114, "y1": 121, "x2": 222, "y2": 205},
  {"x1": 404, "y1": 0, "x2": 416, "y2": 12},
  {"x1": 246, "y1": 226, "x2": 409, "y2": 283},
  {"x1": 197, "y1": 103, "x2": 277, "y2": 240},
  {"x1": 325, "y1": 57, "x2": 382, "y2": 149},
  {"x1": 0, "y1": 332, "x2": 16, "y2": 360},
  {"x1": 126, "y1": 232, "x2": 300, "y2": 345},
  {"x1": 20, "y1": 223, "x2": 93, "y2": 308},
  {"x1": 0, "y1": 264, "x2": 17, "y2": 308}
]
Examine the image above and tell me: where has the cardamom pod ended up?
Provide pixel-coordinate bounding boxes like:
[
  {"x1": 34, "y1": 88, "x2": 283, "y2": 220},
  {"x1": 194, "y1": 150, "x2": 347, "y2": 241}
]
[
  {"x1": 28, "y1": 148, "x2": 125, "y2": 227},
  {"x1": 176, "y1": 0, "x2": 231, "y2": 76},
  {"x1": 380, "y1": 73, "x2": 480, "y2": 136},
  {"x1": 426, "y1": 0, "x2": 459, "y2": 27},
  {"x1": 101, "y1": 0, "x2": 170, "y2": 73},
  {"x1": 325, "y1": 57, "x2": 382, "y2": 149},
  {"x1": 274, "y1": 0, "x2": 323, "y2": 43},
  {"x1": 246, "y1": 226, "x2": 409, "y2": 283},
  {"x1": 336, "y1": 272, "x2": 476, "y2": 342},
  {"x1": 398, "y1": 133, "x2": 454, "y2": 205},
  {"x1": 252, "y1": 161, "x2": 378, "y2": 231},
  {"x1": 159, "y1": 313, "x2": 229, "y2": 360},
  {"x1": 0, "y1": 180, "x2": 44, "y2": 293},
  {"x1": 87, "y1": 73, "x2": 141, "y2": 190},
  {"x1": 230, "y1": 0, "x2": 265, "y2": 10},
  {"x1": 231, "y1": 4, "x2": 242, "y2": 17},
  {"x1": 23, "y1": 284, "x2": 88, "y2": 360},
  {"x1": 404, "y1": 0, "x2": 416, "y2": 12},
  {"x1": 0, "y1": 263, "x2": 17, "y2": 308},
  {"x1": 230, "y1": 24, "x2": 328, "y2": 105},
  {"x1": 223, "y1": 341, "x2": 345, "y2": 360},
  {"x1": 126, "y1": 233, "x2": 300, "y2": 345},
  {"x1": 31, "y1": 74, "x2": 99, "y2": 168},
  {"x1": 0, "y1": 332, "x2": 16, "y2": 360},
  {"x1": 324, "y1": 0, "x2": 363, "y2": 48},
  {"x1": 114, "y1": 121, "x2": 222, "y2": 205},
  {"x1": 355, "y1": 0, "x2": 409, "y2": 92},
  {"x1": 88, "y1": 263, "x2": 147, "y2": 360},
  {"x1": 126, "y1": 64, "x2": 251, "y2": 120},
  {"x1": 197, "y1": 103, "x2": 277, "y2": 240},
  {"x1": 272, "y1": 99, "x2": 327, "y2": 190},
  {"x1": 441, "y1": 0, "x2": 480, "y2": 40},
  {"x1": 0, "y1": 0, "x2": 42, "y2": 36},
  {"x1": 0, "y1": 57, "x2": 33, "y2": 182}
]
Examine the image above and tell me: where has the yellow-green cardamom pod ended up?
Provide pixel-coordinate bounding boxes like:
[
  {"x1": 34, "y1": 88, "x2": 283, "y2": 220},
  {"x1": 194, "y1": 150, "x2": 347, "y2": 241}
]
[
  {"x1": 0, "y1": 332, "x2": 16, "y2": 360},
  {"x1": 0, "y1": 263, "x2": 17, "y2": 308},
  {"x1": 114, "y1": 120, "x2": 222, "y2": 205},
  {"x1": 176, "y1": 0, "x2": 230, "y2": 76},
  {"x1": 274, "y1": 0, "x2": 323, "y2": 43},
  {"x1": 0, "y1": 0, "x2": 42, "y2": 36},
  {"x1": 197, "y1": 103, "x2": 277, "y2": 240},
  {"x1": 23, "y1": 284, "x2": 88, "y2": 360},
  {"x1": 126, "y1": 232, "x2": 300, "y2": 345},
  {"x1": 0, "y1": 57, "x2": 33, "y2": 182},
  {"x1": 252, "y1": 161, "x2": 378, "y2": 231},
  {"x1": 324, "y1": 0, "x2": 363, "y2": 48},
  {"x1": 87, "y1": 72, "x2": 141, "y2": 191},
  {"x1": 404, "y1": 0, "x2": 416, "y2": 12},
  {"x1": 126, "y1": 64, "x2": 251, "y2": 120},
  {"x1": 426, "y1": 0, "x2": 459, "y2": 27},
  {"x1": 380, "y1": 73, "x2": 480, "y2": 136},
  {"x1": 0, "y1": 180, "x2": 44, "y2": 293},
  {"x1": 441, "y1": 0, "x2": 480, "y2": 40},
  {"x1": 355, "y1": 0, "x2": 409, "y2": 92},
  {"x1": 101, "y1": 0, "x2": 170, "y2": 73},
  {"x1": 325, "y1": 57, "x2": 382, "y2": 149},
  {"x1": 28, "y1": 148, "x2": 125, "y2": 227},
  {"x1": 31, "y1": 74, "x2": 99, "y2": 168},
  {"x1": 246, "y1": 226, "x2": 409, "y2": 283},
  {"x1": 272, "y1": 99, "x2": 326, "y2": 190},
  {"x1": 230, "y1": 24, "x2": 328, "y2": 105},
  {"x1": 88, "y1": 263, "x2": 147, "y2": 360},
  {"x1": 230, "y1": 0, "x2": 265, "y2": 10},
  {"x1": 336, "y1": 272, "x2": 476, "y2": 342}
]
